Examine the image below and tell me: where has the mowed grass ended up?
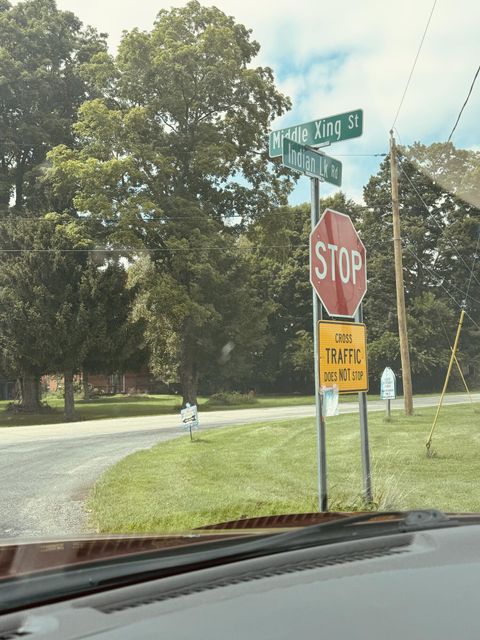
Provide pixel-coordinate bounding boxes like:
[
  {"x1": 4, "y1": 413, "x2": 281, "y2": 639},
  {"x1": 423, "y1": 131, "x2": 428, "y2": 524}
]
[
  {"x1": 0, "y1": 394, "x2": 317, "y2": 428},
  {"x1": 88, "y1": 402, "x2": 480, "y2": 534},
  {"x1": 0, "y1": 389, "x2": 472, "y2": 428},
  {"x1": 0, "y1": 394, "x2": 186, "y2": 427}
]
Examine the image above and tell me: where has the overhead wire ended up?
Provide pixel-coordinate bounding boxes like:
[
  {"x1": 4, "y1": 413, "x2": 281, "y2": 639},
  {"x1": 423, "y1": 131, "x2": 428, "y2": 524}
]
[
  {"x1": 0, "y1": 245, "x2": 305, "y2": 254},
  {"x1": 402, "y1": 243, "x2": 480, "y2": 332},
  {"x1": 464, "y1": 230, "x2": 480, "y2": 302},
  {"x1": 391, "y1": 0, "x2": 438, "y2": 129},
  {"x1": 447, "y1": 64, "x2": 480, "y2": 142},
  {"x1": 396, "y1": 155, "x2": 480, "y2": 291},
  {"x1": 401, "y1": 238, "x2": 480, "y2": 307},
  {"x1": 405, "y1": 246, "x2": 480, "y2": 329},
  {"x1": 329, "y1": 153, "x2": 387, "y2": 158}
]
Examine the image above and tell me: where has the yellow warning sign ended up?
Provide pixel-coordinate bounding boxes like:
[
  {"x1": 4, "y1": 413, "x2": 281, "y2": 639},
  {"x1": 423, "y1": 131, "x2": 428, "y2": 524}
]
[{"x1": 318, "y1": 321, "x2": 368, "y2": 393}]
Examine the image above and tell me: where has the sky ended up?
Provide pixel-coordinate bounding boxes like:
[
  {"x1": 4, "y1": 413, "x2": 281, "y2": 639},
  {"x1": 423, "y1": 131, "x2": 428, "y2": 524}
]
[{"x1": 27, "y1": 0, "x2": 480, "y2": 205}]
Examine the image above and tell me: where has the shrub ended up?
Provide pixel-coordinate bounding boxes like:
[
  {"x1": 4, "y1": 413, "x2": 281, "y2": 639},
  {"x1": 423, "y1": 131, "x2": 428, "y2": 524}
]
[{"x1": 206, "y1": 391, "x2": 257, "y2": 406}]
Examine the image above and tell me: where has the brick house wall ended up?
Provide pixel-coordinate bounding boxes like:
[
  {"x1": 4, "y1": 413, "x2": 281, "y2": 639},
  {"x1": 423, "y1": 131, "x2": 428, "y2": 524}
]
[{"x1": 43, "y1": 371, "x2": 169, "y2": 395}]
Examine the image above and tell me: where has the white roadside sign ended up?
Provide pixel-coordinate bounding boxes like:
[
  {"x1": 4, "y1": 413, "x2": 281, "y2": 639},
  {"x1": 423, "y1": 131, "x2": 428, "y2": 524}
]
[
  {"x1": 181, "y1": 403, "x2": 199, "y2": 431},
  {"x1": 380, "y1": 367, "x2": 396, "y2": 400}
]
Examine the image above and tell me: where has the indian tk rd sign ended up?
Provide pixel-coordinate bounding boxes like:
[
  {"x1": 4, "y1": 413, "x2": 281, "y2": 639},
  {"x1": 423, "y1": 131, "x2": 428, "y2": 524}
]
[
  {"x1": 282, "y1": 139, "x2": 342, "y2": 187},
  {"x1": 269, "y1": 109, "x2": 363, "y2": 158}
]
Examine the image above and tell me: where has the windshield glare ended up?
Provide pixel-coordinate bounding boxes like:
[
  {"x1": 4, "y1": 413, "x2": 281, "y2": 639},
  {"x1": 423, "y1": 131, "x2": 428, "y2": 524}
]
[{"x1": 0, "y1": 0, "x2": 478, "y2": 560}]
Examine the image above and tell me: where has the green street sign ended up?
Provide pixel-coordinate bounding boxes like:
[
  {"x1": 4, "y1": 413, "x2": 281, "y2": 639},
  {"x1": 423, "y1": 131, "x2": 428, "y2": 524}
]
[
  {"x1": 282, "y1": 138, "x2": 342, "y2": 186},
  {"x1": 269, "y1": 108, "x2": 362, "y2": 158}
]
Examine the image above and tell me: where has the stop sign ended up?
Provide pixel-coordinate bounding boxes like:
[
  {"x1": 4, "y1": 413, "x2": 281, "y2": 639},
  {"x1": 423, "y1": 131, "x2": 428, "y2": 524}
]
[{"x1": 310, "y1": 209, "x2": 367, "y2": 318}]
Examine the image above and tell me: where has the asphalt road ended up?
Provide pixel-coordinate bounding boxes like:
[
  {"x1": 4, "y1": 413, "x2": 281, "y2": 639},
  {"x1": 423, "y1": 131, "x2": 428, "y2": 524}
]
[{"x1": 1, "y1": 393, "x2": 478, "y2": 539}]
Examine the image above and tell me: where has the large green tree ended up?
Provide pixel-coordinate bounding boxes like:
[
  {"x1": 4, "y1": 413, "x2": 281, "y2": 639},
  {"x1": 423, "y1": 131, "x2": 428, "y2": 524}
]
[
  {"x1": 362, "y1": 142, "x2": 480, "y2": 390},
  {"x1": 0, "y1": 0, "x2": 107, "y2": 213},
  {"x1": 0, "y1": 0, "x2": 109, "y2": 410},
  {"x1": 128, "y1": 239, "x2": 269, "y2": 397},
  {"x1": 0, "y1": 214, "x2": 138, "y2": 419},
  {"x1": 246, "y1": 193, "x2": 363, "y2": 393},
  {"x1": 48, "y1": 1, "x2": 291, "y2": 405},
  {"x1": 81, "y1": 261, "x2": 148, "y2": 400}
]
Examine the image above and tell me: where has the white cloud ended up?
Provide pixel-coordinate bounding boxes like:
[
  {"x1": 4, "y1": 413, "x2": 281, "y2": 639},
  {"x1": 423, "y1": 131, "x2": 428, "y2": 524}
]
[{"x1": 17, "y1": 0, "x2": 480, "y2": 203}]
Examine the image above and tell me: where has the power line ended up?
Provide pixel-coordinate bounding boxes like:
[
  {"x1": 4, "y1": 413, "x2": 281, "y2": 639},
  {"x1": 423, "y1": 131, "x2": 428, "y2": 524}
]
[
  {"x1": 404, "y1": 243, "x2": 480, "y2": 326},
  {"x1": 465, "y1": 230, "x2": 480, "y2": 302},
  {"x1": 403, "y1": 242, "x2": 480, "y2": 307},
  {"x1": 0, "y1": 245, "x2": 306, "y2": 254},
  {"x1": 397, "y1": 156, "x2": 480, "y2": 291},
  {"x1": 329, "y1": 153, "x2": 387, "y2": 158},
  {"x1": 402, "y1": 243, "x2": 480, "y2": 332},
  {"x1": 1, "y1": 207, "x2": 339, "y2": 223},
  {"x1": 391, "y1": 0, "x2": 438, "y2": 129},
  {"x1": 447, "y1": 64, "x2": 480, "y2": 142}
]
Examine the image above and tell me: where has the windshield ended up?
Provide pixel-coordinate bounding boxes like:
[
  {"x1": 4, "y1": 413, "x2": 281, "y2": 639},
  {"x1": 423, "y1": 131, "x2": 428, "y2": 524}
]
[{"x1": 0, "y1": 0, "x2": 479, "y2": 554}]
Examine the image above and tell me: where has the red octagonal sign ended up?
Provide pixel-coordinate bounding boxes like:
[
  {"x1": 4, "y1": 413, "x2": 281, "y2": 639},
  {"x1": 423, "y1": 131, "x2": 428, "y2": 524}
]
[{"x1": 310, "y1": 209, "x2": 367, "y2": 318}]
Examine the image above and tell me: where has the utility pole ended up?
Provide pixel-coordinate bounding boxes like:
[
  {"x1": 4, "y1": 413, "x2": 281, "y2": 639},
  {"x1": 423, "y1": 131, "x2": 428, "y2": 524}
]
[{"x1": 389, "y1": 131, "x2": 414, "y2": 415}]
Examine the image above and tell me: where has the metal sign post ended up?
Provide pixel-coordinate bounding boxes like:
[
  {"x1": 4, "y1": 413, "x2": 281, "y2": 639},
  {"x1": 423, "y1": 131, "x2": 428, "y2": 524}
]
[
  {"x1": 272, "y1": 107, "x2": 366, "y2": 512},
  {"x1": 355, "y1": 305, "x2": 372, "y2": 503},
  {"x1": 311, "y1": 177, "x2": 328, "y2": 512}
]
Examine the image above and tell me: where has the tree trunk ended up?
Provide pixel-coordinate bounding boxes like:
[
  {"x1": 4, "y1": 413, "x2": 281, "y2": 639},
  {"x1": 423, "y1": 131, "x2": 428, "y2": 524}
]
[
  {"x1": 35, "y1": 377, "x2": 42, "y2": 406},
  {"x1": 83, "y1": 370, "x2": 90, "y2": 401},
  {"x1": 14, "y1": 153, "x2": 27, "y2": 209},
  {"x1": 181, "y1": 358, "x2": 198, "y2": 408},
  {"x1": 0, "y1": 161, "x2": 10, "y2": 208},
  {"x1": 15, "y1": 379, "x2": 22, "y2": 402},
  {"x1": 20, "y1": 374, "x2": 41, "y2": 411},
  {"x1": 64, "y1": 369, "x2": 75, "y2": 421}
]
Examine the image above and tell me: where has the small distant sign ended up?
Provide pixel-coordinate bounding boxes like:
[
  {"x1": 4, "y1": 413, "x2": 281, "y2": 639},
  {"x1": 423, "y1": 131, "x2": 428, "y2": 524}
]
[
  {"x1": 322, "y1": 385, "x2": 339, "y2": 416},
  {"x1": 181, "y1": 404, "x2": 199, "y2": 430},
  {"x1": 380, "y1": 368, "x2": 396, "y2": 400}
]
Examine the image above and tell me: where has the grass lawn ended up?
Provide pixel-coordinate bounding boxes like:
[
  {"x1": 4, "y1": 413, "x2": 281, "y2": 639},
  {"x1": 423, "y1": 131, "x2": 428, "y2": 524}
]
[
  {"x1": 0, "y1": 394, "x2": 318, "y2": 427},
  {"x1": 0, "y1": 394, "x2": 186, "y2": 427},
  {"x1": 1, "y1": 389, "x2": 475, "y2": 428},
  {"x1": 88, "y1": 402, "x2": 480, "y2": 534}
]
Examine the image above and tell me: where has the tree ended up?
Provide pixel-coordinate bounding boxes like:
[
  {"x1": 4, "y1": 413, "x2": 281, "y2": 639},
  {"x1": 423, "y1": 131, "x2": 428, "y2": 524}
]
[
  {"x1": 247, "y1": 193, "x2": 363, "y2": 393},
  {"x1": 48, "y1": 1, "x2": 291, "y2": 405},
  {"x1": 362, "y1": 142, "x2": 480, "y2": 390},
  {"x1": 0, "y1": 214, "x2": 112, "y2": 419},
  {"x1": 0, "y1": 0, "x2": 107, "y2": 214},
  {"x1": 81, "y1": 261, "x2": 148, "y2": 400},
  {"x1": 129, "y1": 238, "x2": 269, "y2": 397},
  {"x1": 0, "y1": 0, "x2": 108, "y2": 409}
]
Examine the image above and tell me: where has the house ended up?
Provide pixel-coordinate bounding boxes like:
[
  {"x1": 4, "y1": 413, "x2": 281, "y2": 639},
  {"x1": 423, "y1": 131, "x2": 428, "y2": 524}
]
[{"x1": 44, "y1": 371, "x2": 170, "y2": 395}]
